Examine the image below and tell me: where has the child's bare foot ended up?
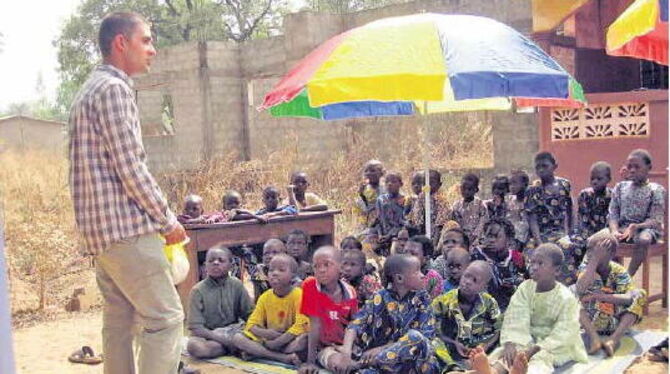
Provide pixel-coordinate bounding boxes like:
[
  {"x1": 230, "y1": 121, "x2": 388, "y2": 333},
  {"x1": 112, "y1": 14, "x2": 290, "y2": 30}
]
[
  {"x1": 510, "y1": 352, "x2": 528, "y2": 374},
  {"x1": 469, "y1": 346, "x2": 492, "y2": 374},
  {"x1": 281, "y1": 353, "x2": 301, "y2": 366},
  {"x1": 587, "y1": 335, "x2": 603, "y2": 355},
  {"x1": 468, "y1": 346, "x2": 485, "y2": 361},
  {"x1": 603, "y1": 339, "x2": 618, "y2": 357}
]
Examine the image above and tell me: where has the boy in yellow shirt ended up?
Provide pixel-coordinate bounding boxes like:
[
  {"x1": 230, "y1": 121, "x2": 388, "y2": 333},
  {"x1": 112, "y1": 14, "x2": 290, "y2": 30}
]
[{"x1": 233, "y1": 253, "x2": 309, "y2": 365}]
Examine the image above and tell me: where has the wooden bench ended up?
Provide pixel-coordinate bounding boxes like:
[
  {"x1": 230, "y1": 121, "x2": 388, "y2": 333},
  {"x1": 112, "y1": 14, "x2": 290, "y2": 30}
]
[
  {"x1": 177, "y1": 210, "x2": 341, "y2": 310},
  {"x1": 617, "y1": 239, "x2": 668, "y2": 315}
]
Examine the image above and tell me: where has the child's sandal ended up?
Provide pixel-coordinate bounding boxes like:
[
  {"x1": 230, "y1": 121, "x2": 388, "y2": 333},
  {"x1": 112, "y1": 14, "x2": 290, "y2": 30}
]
[{"x1": 68, "y1": 346, "x2": 103, "y2": 365}]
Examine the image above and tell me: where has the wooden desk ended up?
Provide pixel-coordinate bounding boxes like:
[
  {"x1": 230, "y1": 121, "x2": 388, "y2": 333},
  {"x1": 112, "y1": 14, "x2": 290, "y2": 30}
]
[{"x1": 177, "y1": 210, "x2": 341, "y2": 309}]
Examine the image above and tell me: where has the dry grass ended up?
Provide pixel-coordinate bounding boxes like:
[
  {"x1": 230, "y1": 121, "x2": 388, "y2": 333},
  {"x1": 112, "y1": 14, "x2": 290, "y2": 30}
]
[
  {"x1": 0, "y1": 150, "x2": 81, "y2": 321},
  {"x1": 2, "y1": 118, "x2": 491, "y2": 320}
]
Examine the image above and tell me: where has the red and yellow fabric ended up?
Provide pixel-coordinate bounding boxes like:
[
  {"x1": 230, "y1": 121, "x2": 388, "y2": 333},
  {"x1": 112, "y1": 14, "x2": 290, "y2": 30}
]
[
  {"x1": 532, "y1": 0, "x2": 590, "y2": 32},
  {"x1": 607, "y1": 0, "x2": 669, "y2": 65}
]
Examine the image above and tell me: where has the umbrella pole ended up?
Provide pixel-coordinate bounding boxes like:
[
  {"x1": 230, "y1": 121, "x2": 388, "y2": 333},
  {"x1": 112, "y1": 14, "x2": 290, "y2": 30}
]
[{"x1": 423, "y1": 101, "x2": 432, "y2": 239}]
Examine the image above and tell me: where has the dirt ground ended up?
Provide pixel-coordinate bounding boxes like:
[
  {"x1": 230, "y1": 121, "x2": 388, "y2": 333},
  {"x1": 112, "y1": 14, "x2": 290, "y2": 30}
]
[{"x1": 12, "y1": 261, "x2": 669, "y2": 374}]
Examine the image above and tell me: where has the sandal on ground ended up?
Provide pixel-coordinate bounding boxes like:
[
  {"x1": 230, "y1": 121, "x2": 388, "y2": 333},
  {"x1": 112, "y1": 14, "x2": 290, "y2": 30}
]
[
  {"x1": 178, "y1": 361, "x2": 201, "y2": 374},
  {"x1": 648, "y1": 338, "x2": 669, "y2": 362},
  {"x1": 68, "y1": 346, "x2": 103, "y2": 365}
]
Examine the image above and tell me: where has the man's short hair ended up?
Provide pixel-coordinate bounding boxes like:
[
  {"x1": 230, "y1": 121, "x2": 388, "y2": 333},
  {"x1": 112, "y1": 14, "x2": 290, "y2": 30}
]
[{"x1": 99, "y1": 12, "x2": 146, "y2": 57}]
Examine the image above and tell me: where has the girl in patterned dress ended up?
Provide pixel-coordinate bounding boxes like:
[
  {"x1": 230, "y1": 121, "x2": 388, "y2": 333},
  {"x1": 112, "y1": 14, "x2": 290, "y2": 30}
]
[{"x1": 608, "y1": 149, "x2": 666, "y2": 276}]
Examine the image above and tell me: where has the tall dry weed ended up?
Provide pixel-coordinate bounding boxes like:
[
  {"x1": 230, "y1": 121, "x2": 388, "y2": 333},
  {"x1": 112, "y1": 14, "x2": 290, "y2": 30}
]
[
  {"x1": 0, "y1": 150, "x2": 79, "y2": 312},
  {"x1": 2, "y1": 117, "x2": 492, "y2": 315},
  {"x1": 159, "y1": 118, "x2": 493, "y2": 239}
]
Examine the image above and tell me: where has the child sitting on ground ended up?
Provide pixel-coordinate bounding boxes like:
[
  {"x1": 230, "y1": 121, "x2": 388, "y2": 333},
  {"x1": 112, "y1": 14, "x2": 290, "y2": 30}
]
[
  {"x1": 408, "y1": 169, "x2": 452, "y2": 247},
  {"x1": 286, "y1": 229, "x2": 313, "y2": 282},
  {"x1": 250, "y1": 238, "x2": 287, "y2": 302},
  {"x1": 178, "y1": 194, "x2": 206, "y2": 224},
  {"x1": 576, "y1": 229, "x2": 647, "y2": 356},
  {"x1": 342, "y1": 235, "x2": 380, "y2": 277},
  {"x1": 332, "y1": 254, "x2": 441, "y2": 374},
  {"x1": 341, "y1": 249, "x2": 382, "y2": 308},
  {"x1": 432, "y1": 261, "x2": 502, "y2": 372},
  {"x1": 505, "y1": 170, "x2": 530, "y2": 252},
  {"x1": 468, "y1": 243, "x2": 588, "y2": 374},
  {"x1": 485, "y1": 175, "x2": 510, "y2": 223},
  {"x1": 442, "y1": 246, "x2": 472, "y2": 294},
  {"x1": 256, "y1": 186, "x2": 298, "y2": 218},
  {"x1": 608, "y1": 149, "x2": 666, "y2": 277},
  {"x1": 451, "y1": 173, "x2": 487, "y2": 245},
  {"x1": 375, "y1": 171, "x2": 407, "y2": 249},
  {"x1": 233, "y1": 254, "x2": 309, "y2": 365},
  {"x1": 430, "y1": 225, "x2": 470, "y2": 281},
  {"x1": 354, "y1": 160, "x2": 386, "y2": 235},
  {"x1": 206, "y1": 190, "x2": 266, "y2": 224},
  {"x1": 298, "y1": 246, "x2": 359, "y2": 374},
  {"x1": 187, "y1": 245, "x2": 254, "y2": 359},
  {"x1": 471, "y1": 219, "x2": 525, "y2": 311},
  {"x1": 526, "y1": 151, "x2": 579, "y2": 285},
  {"x1": 286, "y1": 171, "x2": 328, "y2": 212},
  {"x1": 400, "y1": 235, "x2": 444, "y2": 299},
  {"x1": 390, "y1": 227, "x2": 410, "y2": 255}
]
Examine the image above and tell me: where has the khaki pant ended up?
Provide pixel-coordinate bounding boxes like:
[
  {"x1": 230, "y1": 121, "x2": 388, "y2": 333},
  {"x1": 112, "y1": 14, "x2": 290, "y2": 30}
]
[{"x1": 96, "y1": 233, "x2": 184, "y2": 374}]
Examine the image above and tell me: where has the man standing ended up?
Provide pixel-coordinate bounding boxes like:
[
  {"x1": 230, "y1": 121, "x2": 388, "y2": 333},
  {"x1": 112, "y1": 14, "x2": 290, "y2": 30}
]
[{"x1": 69, "y1": 12, "x2": 186, "y2": 374}]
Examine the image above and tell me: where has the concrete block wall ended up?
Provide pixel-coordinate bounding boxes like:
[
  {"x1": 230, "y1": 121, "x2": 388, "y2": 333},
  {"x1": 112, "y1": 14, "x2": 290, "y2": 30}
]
[
  {"x1": 282, "y1": 12, "x2": 345, "y2": 68},
  {"x1": 137, "y1": 89, "x2": 164, "y2": 136},
  {"x1": 136, "y1": 42, "x2": 207, "y2": 172},
  {"x1": 205, "y1": 42, "x2": 245, "y2": 159},
  {"x1": 491, "y1": 111, "x2": 538, "y2": 175},
  {"x1": 240, "y1": 37, "x2": 286, "y2": 78},
  {"x1": 248, "y1": 78, "x2": 348, "y2": 167},
  {"x1": 135, "y1": 0, "x2": 539, "y2": 174}
]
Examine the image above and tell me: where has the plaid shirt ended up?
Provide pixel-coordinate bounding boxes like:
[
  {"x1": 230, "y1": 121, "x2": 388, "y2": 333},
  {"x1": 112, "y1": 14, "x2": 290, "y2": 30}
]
[{"x1": 69, "y1": 64, "x2": 177, "y2": 255}]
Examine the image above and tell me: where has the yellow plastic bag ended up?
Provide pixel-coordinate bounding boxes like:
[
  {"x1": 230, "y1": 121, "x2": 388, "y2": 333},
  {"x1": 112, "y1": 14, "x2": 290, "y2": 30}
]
[{"x1": 164, "y1": 239, "x2": 190, "y2": 285}]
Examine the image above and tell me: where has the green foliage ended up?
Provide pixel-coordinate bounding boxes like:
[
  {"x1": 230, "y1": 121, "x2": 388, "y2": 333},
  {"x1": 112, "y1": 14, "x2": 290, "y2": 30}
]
[
  {"x1": 307, "y1": 0, "x2": 408, "y2": 13},
  {"x1": 53, "y1": 0, "x2": 287, "y2": 120}
]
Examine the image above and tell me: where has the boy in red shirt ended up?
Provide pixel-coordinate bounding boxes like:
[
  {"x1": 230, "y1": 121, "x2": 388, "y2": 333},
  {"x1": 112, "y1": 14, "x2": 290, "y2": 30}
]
[{"x1": 299, "y1": 246, "x2": 358, "y2": 374}]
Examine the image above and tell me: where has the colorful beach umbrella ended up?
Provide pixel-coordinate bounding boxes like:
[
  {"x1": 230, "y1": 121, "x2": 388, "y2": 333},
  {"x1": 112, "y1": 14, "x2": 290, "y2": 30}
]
[
  {"x1": 260, "y1": 13, "x2": 586, "y2": 236},
  {"x1": 606, "y1": 0, "x2": 668, "y2": 65},
  {"x1": 260, "y1": 13, "x2": 586, "y2": 120}
]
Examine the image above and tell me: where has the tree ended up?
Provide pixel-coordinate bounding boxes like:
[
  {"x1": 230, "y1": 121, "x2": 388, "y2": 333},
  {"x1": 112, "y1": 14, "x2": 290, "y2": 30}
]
[
  {"x1": 217, "y1": 0, "x2": 287, "y2": 42},
  {"x1": 53, "y1": 0, "x2": 286, "y2": 117},
  {"x1": 307, "y1": 0, "x2": 408, "y2": 13}
]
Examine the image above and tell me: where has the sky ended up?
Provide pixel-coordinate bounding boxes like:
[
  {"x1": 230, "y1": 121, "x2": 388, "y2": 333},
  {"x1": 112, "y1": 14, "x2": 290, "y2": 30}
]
[
  {"x1": 0, "y1": 0, "x2": 307, "y2": 113},
  {"x1": 0, "y1": 0, "x2": 82, "y2": 112}
]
